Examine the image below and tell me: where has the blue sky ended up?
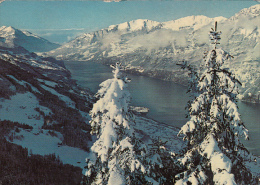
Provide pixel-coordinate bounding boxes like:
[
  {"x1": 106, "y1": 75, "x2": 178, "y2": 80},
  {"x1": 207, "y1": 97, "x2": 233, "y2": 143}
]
[{"x1": 0, "y1": 1, "x2": 258, "y2": 43}]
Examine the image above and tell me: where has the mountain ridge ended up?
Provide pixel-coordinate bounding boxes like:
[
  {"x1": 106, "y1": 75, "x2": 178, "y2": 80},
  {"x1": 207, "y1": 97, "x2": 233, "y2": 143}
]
[
  {"x1": 47, "y1": 4, "x2": 260, "y2": 102},
  {"x1": 231, "y1": 4, "x2": 260, "y2": 20},
  {"x1": 162, "y1": 15, "x2": 227, "y2": 31}
]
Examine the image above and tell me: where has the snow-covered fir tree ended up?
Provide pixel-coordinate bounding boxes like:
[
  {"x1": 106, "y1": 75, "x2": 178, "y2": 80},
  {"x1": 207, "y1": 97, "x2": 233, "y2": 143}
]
[
  {"x1": 85, "y1": 63, "x2": 164, "y2": 185},
  {"x1": 175, "y1": 22, "x2": 256, "y2": 185}
]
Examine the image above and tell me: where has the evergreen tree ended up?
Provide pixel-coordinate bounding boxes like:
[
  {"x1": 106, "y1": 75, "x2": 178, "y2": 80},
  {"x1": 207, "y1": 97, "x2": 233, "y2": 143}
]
[
  {"x1": 85, "y1": 63, "x2": 163, "y2": 185},
  {"x1": 175, "y1": 22, "x2": 256, "y2": 185}
]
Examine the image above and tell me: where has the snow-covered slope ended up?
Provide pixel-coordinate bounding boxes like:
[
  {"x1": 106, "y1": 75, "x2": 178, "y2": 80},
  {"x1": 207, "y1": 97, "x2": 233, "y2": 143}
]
[
  {"x1": 0, "y1": 26, "x2": 60, "y2": 52},
  {"x1": 0, "y1": 45, "x2": 93, "y2": 168},
  {"x1": 48, "y1": 4, "x2": 260, "y2": 102}
]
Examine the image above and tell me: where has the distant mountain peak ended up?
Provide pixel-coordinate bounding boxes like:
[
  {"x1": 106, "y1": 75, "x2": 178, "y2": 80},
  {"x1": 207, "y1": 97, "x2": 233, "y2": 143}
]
[
  {"x1": 0, "y1": 26, "x2": 16, "y2": 35},
  {"x1": 231, "y1": 4, "x2": 260, "y2": 19},
  {"x1": 0, "y1": 26, "x2": 15, "y2": 30},
  {"x1": 0, "y1": 26, "x2": 60, "y2": 52},
  {"x1": 240, "y1": 4, "x2": 260, "y2": 15}
]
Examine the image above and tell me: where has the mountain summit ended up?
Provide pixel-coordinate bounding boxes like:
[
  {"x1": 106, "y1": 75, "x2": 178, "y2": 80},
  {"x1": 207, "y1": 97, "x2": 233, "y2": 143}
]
[
  {"x1": 231, "y1": 4, "x2": 260, "y2": 19},
  {"x1": 0, "y1": 26, "x2": 60, "y2": 52},
  {"x1": 108, "y1": 19, "x2": 163, "y2": 32}
]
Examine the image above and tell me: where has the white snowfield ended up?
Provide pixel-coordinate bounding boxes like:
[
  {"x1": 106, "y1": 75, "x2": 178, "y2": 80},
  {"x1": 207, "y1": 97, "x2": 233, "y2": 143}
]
[
  {"x1": 12, "y1": 129, "x2": 88, "y2": 169},
  {"x1": 0, "y1": 92, "x2": 50, "y2": 128}
]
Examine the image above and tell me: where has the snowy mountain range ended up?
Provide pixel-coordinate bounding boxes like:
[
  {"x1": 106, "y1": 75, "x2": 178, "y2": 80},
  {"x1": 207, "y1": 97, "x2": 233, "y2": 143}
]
[
  {"x1": 48, "y1": 4, "x2": 260, "y2": 102},
  {"x1": 0, "y1": 26, "x2": 60, "y2": 52}
]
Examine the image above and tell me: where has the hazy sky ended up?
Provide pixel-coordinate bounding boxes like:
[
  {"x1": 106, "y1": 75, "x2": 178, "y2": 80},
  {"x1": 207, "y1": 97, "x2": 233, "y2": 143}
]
[{"x1": 0, "y1": 1, "x2": 258, "y2": 43}]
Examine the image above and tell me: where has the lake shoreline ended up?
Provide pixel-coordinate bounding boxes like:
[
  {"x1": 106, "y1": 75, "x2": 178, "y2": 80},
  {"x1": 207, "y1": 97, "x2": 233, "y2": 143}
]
[
  {"x1": 62, "y1": 60, "x2": 260, "y2": 104},
  {"x1": 64, "y1": 60, "x2": 260, "y2": 156}
]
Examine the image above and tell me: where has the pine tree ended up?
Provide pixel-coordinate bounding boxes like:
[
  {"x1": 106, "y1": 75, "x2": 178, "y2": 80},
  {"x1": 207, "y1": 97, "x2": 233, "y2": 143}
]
[
  {"x1": 85, "y1": 63, "x2": 163, "y2": 185},
  {"x1": 175, "y1": 22, "x2": 256, "y2": 185}
]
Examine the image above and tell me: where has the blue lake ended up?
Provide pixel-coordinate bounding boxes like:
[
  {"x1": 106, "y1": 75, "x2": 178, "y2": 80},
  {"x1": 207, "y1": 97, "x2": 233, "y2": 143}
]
[{"x1": 64, "y1": 61, "x2": 260, "y2": 156}]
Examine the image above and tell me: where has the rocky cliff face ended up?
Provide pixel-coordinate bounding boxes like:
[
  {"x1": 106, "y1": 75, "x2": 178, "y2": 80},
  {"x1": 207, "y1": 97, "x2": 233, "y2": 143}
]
[{"x1": 48, "y1": 5, "x2": 260, "y2": 102}]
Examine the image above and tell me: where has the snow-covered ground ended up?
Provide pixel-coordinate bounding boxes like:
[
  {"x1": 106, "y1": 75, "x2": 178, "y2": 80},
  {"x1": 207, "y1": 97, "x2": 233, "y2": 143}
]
[
  {"x1": 7, "y1": 105, "x2": 259, "y2": 179},
  {"x1": 135, "y1": 116, "x2": 185, "y2": 153},
  {"x1": 0, "y1": 88, "x2": 89, "y2": 169},
  {"x1": 0, "y1": 91, "x2": 88, "y2": 169},
  {"x1": 12, "y1": 129, "x2": 88, "y2": 169},
  {"x1": 0, "y1": 92, "x2": 51, "y2": 128}
]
